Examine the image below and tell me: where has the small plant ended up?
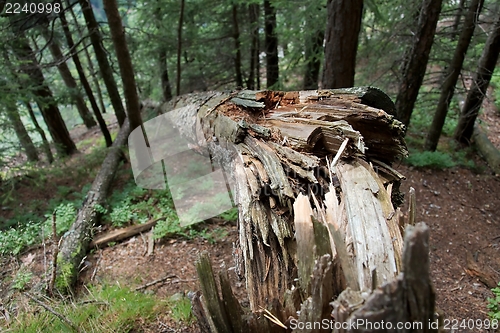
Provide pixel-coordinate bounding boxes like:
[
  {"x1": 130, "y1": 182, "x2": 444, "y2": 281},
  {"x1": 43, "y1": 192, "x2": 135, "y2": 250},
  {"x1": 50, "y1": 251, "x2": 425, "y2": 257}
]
[
  {"x1": 167, "y1": 293, "x2": 193, "y2": 324},
  {"x1": 488, "y1": 282, "x2": 500, "y2": 320},
  {"x1": 406, "y1": 150, "x2": 457, "y2": 169},
  {"x1": 12, "y1": 269, "x2": 33, "y2": 291}
]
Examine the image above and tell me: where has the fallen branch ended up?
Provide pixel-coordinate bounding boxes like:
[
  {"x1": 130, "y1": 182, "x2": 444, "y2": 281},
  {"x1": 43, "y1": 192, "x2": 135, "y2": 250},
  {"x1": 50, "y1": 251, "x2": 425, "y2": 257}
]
[
  {"x1": 90, "y1": 217, "x2": 165, "y2": 248},
  {"x1": 135, "y1": 274, "x2": 177, "y2": 291}
]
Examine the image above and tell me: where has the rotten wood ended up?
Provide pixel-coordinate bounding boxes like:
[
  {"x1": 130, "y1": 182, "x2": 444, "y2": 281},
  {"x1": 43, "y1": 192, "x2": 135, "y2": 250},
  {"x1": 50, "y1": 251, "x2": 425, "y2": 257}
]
[{"x1": 156, "y1": 88, "x2": 428, "y2": 332}]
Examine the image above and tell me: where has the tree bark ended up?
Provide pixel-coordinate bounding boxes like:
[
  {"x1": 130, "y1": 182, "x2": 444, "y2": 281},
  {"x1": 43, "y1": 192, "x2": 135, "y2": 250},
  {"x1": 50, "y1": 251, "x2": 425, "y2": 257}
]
[
  {"x1": 232, "y1": 3, "x2": 243, "y2": 88},
  {"x1": 103, "y1": 0, "x2": 143, "y2": 132},
  {"x1": 25, "y1": 102, "x2": 53, "y2": 163},
  {"x1": 264, "y1": 0, "x2": 279, "y2": 88},
  {"x1": 42, "y1": 27, "x2": 97, "y2": 129},
  {"x1": 176, "y1": 0, "x2": 185, "y2": 96},
  {"x1": 450, "y1": 0, "x2": 466, "y2": 41},
  {"x1": 59, "y1": 9, "x2": 112, "y2": 147},
  {"x1": 12, "y1": 35, "x2": 77, "y2": 156},
  {"x1": 5, "y1": 100, "x2": 39, "y2": 162},
  {"x1": 425, "y1": 0, "x2": 484, "y2": 151},
  {"x1": 454, "y1": 12, "x2": 500, "y2": 144},
  {"x1": 395, "y1": 0, "x2": 443, "y2": 127},
  {"x1": 78, "y1": 0, "x2": 126, "y2": 126},
  {"x1": 56, "y1": 119, "x2": 130, "y2": 292},
  {"x1": 322, "y1": 0, "x2": 363, "y2": 89},
  {"x1": 247, "y1": 3, "x2": 259, "y2": 90}
]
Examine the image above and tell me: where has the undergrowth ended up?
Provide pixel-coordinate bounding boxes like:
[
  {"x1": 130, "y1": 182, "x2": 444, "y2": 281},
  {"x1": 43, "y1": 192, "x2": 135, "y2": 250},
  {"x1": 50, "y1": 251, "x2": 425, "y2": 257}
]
[
  {"x1": 4, "y1": 284, "x2": 171, "y2": 333},
  {"x1": 488, "y1": 282, "x2": 500, "y2": 321}
]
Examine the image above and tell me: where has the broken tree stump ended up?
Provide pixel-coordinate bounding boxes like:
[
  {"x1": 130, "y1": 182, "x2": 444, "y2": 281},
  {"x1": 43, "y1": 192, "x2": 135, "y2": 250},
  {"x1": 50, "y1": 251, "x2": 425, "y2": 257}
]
[{"x1": 153, "y1": 88, "x2": 429, "y2": 332}]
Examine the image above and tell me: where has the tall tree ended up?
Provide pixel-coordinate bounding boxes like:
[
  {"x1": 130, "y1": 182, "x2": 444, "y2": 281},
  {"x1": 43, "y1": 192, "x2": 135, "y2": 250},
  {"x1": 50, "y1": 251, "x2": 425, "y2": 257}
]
[
  {"x1": 247, "y1": 3, "x2": 260, "y2": 90},
  {"x1": 2, "y1": 96, "x2": 39, "y2": 162},
  {"x1": 395, "y1": 0, "x2": 443, "y2": 127},
  {"x1": 25, "y1": 102, "x2": 53, "y2": 163},
  {"x1": 322, "y1": 0, "x2": 363, "y2": 89},
  {"x1": 59, "y1": 10, "x2": 112, "y2": 147},
  {"x1": 232, "y1": 3, "x2": 243, "y2": 88},
  {"x1": 103, "y1": 0, "x2": 143, "y2": 132},
  {"x1": 176, "y1": 0, "x2": 185, "y2": 96},
  {"x1": 264, "y1": 0, "x2": 279, "y2": 88},
  {"x1": 12, "y1": 35, "x2": 77, "y2": 156},
  {"x1": 78, "y1": 0, "x2": 127, "y2": 126},
  {"x1": 42, "y1": 27, "x2": 97, "y2": 129},
  {"x1": 425, "y1": 0, "x2": 484, "y2": 151},
  {"x1": 303, "y1": 2, "x2": 324, "y2": 90},
  {"x1": 454, "y1": 12, "x2": 500, "y2": 144}
]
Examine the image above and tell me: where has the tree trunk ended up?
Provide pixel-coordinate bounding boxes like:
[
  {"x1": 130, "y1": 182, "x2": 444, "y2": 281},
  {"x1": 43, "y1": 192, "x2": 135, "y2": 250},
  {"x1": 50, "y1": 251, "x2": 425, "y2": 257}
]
[
  {"x1": 25, "y1": 102, "x2": 54, "y2": 163},
  {"x1": 103, "y1": 0, "x2": 143, "y2": 132},
  {"x1": 247, "y1": 3, "x2": 260, "y2": 90},
  {"x1": 59, "y1": 9, "x2": 112, "y2": 147},
  {"x1": 232, "y1": 4, "x2": 243, "y2": 88},
  {"x1": 395, "y1": 0, "x2": 443, "y2": 127},
  {"x1": 56, "y1": 119, "x2": 130, "y2": 292},
  {"x1": 42, "y1": 27, "x2": 97, "y2": 129},
  {"x1": 472, "y1": 125, "x2": 500, "y2": 174},
  {"x1": 425, "y1": 0, "x2": 484, "y2": 151},
  {"x1": 78, "y1": 0, "x2": 126, "y2": 126},
  {"x1": 68, "y1": 4, "x2": 108, "y2": 115},
  {"x1": 450, "y1": 0, "x2": 466, "y2": 41},
  {"x1": 176, "y1": 0, "x2": 185, "y2": 96},
  {"x1": 12, "y1": 35, "x2": 77, "y2": 156},
  {"x1": 322, "y1": 0, "x2": 363, "y2": 89},
  {"x1": 264, "y1": 0, "x2": 279, "y2": 88},
  {"x1": 454, "y1": 12, "x2": 500, "y2": 144},
  {"x1": 5, "y1": 101, "x2": 39, "y2": 162},
  {"x1": 159, "y1": 48, "x2": 173, "y2": 102},
  {"x1": 152, "y1": 89, "x2": 432, "y2": 331},
  {"x1": 303, "y1": 28, "x2": 324, "y2": 90}
]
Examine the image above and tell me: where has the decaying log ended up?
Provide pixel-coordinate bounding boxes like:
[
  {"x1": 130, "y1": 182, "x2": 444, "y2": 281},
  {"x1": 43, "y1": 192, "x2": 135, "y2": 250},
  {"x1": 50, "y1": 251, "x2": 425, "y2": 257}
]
[
  {"x1": 472, "y1": 124, "x2": 500, "y2": 175},
  {"x1": 89, "y1": 217, "x2": 163, "y2": 248},
  {"x1": 155, "y1": 88, "x2": 428, "y2": 332},
  {"x1": 56, "y1": 119, "x2": 131, "y2": 292}
]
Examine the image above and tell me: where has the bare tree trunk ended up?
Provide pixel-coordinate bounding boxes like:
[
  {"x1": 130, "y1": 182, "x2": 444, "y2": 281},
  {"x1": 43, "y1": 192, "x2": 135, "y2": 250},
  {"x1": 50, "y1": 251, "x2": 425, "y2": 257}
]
[
  {"x1": 68, "y1": 5, "x2": 107, "y2": 115},
  {"x1": 425, "y1": 0, "x2": 484, "y2": 151},
  {"x1": 395, "y1": 0, "x2": 443, "y2": 127},
  {"x1": 5, "y1": 100, "x2": 39, "y2": 162},
  {"x1": 59, "y1": 9, "x2": 112, "y2": 147},
  {"x1": 322, "y1": 0, "x2": 363, "y2": 89},
  {"x1": 454, "y1": 12, "x2": 500, "y2": 144},
  {"x1": 103, "y1": 0, "x2": 143, "y2": 132},
  {"x1": 247, "y1": 3, "x2": 259, "y2": 90},
  {"x1": 42, "y1": 27, "x2": 97, "y2": 129},
  {"x1": 12, "y1": 35, "x2": 77, "y2": 156},
  {"x1": 26, "y1": 102, "x2": 53, "y2": 163},
  {"x1": 78, "y1": 0, "x2": 127, "y2": 126},
  {"x1": 232, "y1": 3, "x2": 243, "y2": 88},
  {"x1": 450, "y1": 0, "x2": 466, "y2": 41},
  {"x1": 303, "y1": 28, "x2": 324, "y2": 90},
  {"x1": 159, "y1": 48, "x2": 173, "y2": 102},
  {"x1": 264, "y1": 0, "x2": 279, "y2": 88},
  {"x1": 176, "y1": 0, "x2": 185, "y2": 96}
]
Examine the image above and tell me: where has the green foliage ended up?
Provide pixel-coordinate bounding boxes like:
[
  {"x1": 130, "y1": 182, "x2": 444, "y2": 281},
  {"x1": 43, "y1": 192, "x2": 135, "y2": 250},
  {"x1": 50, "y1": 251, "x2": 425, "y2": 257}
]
[
  {"x1": 488, "y1": 282, "x2": 500, "y2": 320},
  {"x1": 218, "y1": 207, "x2": 238, "y2": 222},
  {"x1": 7, "y1": 284, "x2": 166, "y2": 333},
  {"x1": 405, "y1": 148, "x2": 475, "y2": 170},
  {"x1": 167, "y1": 293, "x2": 194, "y2": 324},
  {"x1": 12, "y1": 269, "x2": 33, "y2": 291}
]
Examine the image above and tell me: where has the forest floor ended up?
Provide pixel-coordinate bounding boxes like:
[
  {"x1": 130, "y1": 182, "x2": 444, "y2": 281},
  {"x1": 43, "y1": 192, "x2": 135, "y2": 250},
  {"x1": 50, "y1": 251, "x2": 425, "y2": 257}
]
[{"x1": 1, "y1": 108, "x2": 500, "y2": 332}]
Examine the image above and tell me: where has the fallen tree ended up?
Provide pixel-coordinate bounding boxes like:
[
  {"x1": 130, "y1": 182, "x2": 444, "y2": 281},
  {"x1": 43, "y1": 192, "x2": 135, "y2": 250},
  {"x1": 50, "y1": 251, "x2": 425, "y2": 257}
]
[
  {"x1": 473, "y1": 124, "x2": 500, "y2": 175},
  {"x1": 152, "y1": 88, "x2": 434, "y2": 331},
  {"x1": 55, "y1": 119, "x2": 130, "y2": 292}
]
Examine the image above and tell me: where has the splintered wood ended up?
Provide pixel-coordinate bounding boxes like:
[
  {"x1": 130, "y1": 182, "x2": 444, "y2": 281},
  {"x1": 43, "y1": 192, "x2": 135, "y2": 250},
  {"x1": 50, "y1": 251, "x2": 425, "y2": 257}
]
[{"x1": 162, "y1": 88, "x2": 432, "y2": 332}]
